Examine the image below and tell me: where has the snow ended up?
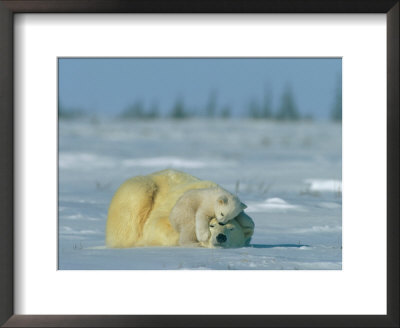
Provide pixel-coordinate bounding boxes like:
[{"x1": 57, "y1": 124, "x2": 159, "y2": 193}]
[
  {"x1": 58, "y1": 118, "x2": 342, "y2": 270},
  {"x1": 304, "y1": 179, "x2": 342, "y2": 192},
  {"x1": 59, "y1": 154, "x2": 234, "y2": 169},
  {"x1": 246, "y1": 198, "x2": 303, "y2": 212}
]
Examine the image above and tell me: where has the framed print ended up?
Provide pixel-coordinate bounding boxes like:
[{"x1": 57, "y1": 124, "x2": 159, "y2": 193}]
[{"x1": 0, "y1": 0, "x2": 398, "y2": 327}]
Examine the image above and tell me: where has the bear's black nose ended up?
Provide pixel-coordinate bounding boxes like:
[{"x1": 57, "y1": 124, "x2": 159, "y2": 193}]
[{"x1": 216, "y1": 234, "x2": 227, "y2": 243}]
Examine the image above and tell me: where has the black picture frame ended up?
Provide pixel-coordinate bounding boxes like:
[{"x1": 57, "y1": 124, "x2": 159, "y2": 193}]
[{"x1": 0, "y1": 0, "x2": 398, "y2": 327}]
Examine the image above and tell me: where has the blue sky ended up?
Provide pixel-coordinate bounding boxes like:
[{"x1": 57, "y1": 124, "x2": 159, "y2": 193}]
[{"x1": 58, "y1": 58, "x2": 341, "y2": 119}]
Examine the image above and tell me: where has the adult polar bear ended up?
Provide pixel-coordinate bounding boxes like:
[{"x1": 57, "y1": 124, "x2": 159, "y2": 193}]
[{"x1": 106, "y1": 169, "x2": 254, "y2": 248}]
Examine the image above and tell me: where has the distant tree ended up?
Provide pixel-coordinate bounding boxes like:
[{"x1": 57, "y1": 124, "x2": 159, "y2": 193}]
[
  {"x1": 248, "y1": 99, "x2": 261, "y2": 119},
  {"x1": 220, "y1": 105, "x2": 231, "y2": 119},
  {"x1": 170, "y1": 98, "x2": 188, "y2": 119},
  {"x1": 261, "y1": 87, "x2": 273, "y2": 119},
  {"x1": 247, "y1": 87, "x2": 273, "y2": 119},
  {"x1": 120, "y1": 101, "x2": 145, "y2": 119},
  {"x1": 59, "y1": 108, "x2": 84, "y2": 119},
  {"x1": 58, "y1": 101, "x2": 85, "y2": 119},
  {"x1": 119, "y1": 101, "x2": 161, "y2": 119},
  {"x1": 205, "y1": 90, "x2": 218, "y2": 118},
  {"x1": 147, "y1": 103, "x2": 160, "y2": 119},
  {"x1": 58, "y1": 99, "x2": 63, "y2": 113},
  {"x1": 276, "y1": 84, "x2": 300, "y2": 121},
  {"x1": 331, "y1": 75, "x2": 342, "y2": 122}
]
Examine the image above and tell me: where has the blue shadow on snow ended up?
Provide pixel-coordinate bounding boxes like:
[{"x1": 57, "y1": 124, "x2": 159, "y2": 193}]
[{"x1": 248, "y1": 244, "x2": 309, "y2": 249}]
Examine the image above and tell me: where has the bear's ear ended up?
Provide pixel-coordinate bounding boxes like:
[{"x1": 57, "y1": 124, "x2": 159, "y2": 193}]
[
  {"x1": 241, "y1": 202, "x2": 247, "y2": 210},
  {"x1": 217, "y1": 195, "x2": 228, "y2": 205}
]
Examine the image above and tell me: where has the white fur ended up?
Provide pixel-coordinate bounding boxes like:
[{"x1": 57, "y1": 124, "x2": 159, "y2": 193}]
[
  {"x1": 201, "y1": 213, "x2": 254, "y2": 248},
  {"x1": 106, "y1": 169, "x2": 253, "y2": 248},
  {"x1": 169, "y1": 187, "x2": 247, "y2": 245}
]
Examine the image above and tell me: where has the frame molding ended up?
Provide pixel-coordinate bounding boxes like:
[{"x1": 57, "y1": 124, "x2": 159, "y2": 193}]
[{"x1": 0, "y1": 0, "x2": 398, "y2": 327}]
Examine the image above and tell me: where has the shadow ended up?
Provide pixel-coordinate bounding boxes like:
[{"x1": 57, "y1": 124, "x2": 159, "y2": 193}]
[{"x1": 247, "y1": 244, "x2": 310, "y2": 249}]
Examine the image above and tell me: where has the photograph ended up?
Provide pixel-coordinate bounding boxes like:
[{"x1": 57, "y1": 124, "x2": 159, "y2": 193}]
[{"x1": 58, "y1": 58, "x2": 342, "y2": 270}]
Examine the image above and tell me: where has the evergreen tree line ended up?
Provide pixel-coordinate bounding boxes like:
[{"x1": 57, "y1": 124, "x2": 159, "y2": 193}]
[
  {"x1": 60, "y1": 81, "x2": 342, "y2": 122},
  {"x1": 247, "y1": 86, "x2": 302, "y2": 121},
  {"x1": 119, "y1": 91, "x2": 231, "y2": 120},
  {"x1": 119, "y1": 86, "x2": 314, "y2": 121}
]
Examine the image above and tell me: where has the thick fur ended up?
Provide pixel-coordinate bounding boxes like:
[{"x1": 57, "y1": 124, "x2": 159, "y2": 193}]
[
  {"x1": 106, "y1": 169, "x2": 254, "y2": 248},
  {"x1": 201, "y1": 214, "x2": 254, "y2": 248},
  {"x1": 169, "y1": 187, "x2": 247, "y2": 246}
]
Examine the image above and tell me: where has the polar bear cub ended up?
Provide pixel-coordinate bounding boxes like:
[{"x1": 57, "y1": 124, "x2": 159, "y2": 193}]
[{"x1": 169, "y1": 187, "x2": 247, "y2": 246}]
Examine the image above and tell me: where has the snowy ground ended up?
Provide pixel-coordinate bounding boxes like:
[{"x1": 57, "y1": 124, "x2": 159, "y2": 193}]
[{"x1": 58, "y1": 118, "x2": 342, "y2": 270}]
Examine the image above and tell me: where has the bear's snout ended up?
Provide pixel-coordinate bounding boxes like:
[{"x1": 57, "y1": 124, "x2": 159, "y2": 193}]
[{"x1": 216, "y1": 234, "x2": 227, "y2": 243}]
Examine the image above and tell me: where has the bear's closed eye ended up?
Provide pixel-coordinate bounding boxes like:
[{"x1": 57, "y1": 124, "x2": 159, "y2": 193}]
[{"x1": 218, "y1": 222, "x2": 225, "y2": 226}]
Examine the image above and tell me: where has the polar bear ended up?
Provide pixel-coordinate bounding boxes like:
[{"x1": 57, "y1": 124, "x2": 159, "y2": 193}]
[
  {"x1": 169, "y1": 187, "x2": 247, "y2": 246},
  {"x1": 201, "y1": 214, "x2": 254, "y2": 248},
  {"x1": 106, "y1": 169, "x2": 254, "y2": 248}
]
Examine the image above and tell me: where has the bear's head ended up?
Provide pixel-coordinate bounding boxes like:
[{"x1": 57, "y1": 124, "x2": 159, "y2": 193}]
[
  {"x1": 215, "y1": 193, "x2": 247, "y2": 224},
  {"x1": 202, "y1": 218, "x2": 250, "y2": 248}
]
